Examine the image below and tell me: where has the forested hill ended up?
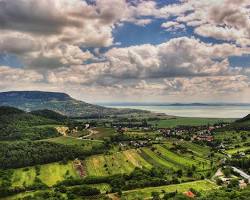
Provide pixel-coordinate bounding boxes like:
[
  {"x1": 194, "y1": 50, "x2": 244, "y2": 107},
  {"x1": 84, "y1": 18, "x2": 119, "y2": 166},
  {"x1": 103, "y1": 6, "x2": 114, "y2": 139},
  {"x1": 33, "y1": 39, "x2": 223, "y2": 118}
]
[
  {"x1": 236, "y1": 114, "x2": 250, "y2": 123},
  {"x1": 0, "y1": 91, "x2": 150, "y2": 118},
  {"x1": 0, "y1": 106, "x2": 61, "y2": 141}
]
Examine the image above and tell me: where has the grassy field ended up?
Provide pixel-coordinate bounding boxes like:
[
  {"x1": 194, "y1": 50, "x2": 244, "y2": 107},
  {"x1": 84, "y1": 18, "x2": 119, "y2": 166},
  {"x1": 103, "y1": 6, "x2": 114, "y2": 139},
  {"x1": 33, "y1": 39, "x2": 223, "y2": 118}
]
[
  {"x1": 149, "y1": 118, "x2": 234, "y2": 128},
  {"x1": 178, "y1": 141, "x2": 212, "y2": 158},
  {"x1": 42, "y1": 136, "x2": 104, "y2": 150},
  {"x1": 140, "y1": 148, "x2": 178, "y2": 169},
  {"x1": 85, "y1": 149, "x2": 152, "y2": 176},
  {"x1": 88, "y1": 127, "x2": 117, "y2": 139},
  {"x1": 155, "y1": 145, "x2": 210, "y2": 170},
  {"x1": 226, "y1": 146, "x2": 250, "y2": 155},
  {"x1": 38, "y1": 162, "x2": 79, "y2": 186},
  {"x1": 123, "y1": 149, "x2": 152, "y2": 169},
  {"x1": 121, "y1": 180, "x2": 218, "y2": 200},
  {"x1": 10, "y1": 161, "x2": 79, "y2": 188},
  {"x1": 11, "y1": 168, "x2": 36, "y2": 187}
]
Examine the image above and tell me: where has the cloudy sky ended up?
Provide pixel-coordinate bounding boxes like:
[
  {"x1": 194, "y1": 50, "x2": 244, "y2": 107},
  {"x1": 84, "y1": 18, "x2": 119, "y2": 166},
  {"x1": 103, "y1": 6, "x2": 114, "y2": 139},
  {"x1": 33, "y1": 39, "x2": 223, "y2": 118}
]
[{"x1": 0, "y1": 0, "x2": 250, "y2": 103}]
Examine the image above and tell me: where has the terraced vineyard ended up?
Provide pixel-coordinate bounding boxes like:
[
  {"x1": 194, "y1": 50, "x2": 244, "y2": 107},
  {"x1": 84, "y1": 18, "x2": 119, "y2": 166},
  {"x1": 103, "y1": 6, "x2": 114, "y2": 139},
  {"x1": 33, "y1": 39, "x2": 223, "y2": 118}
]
[
  {"x1": 138, "y1": 142, "x2": 212, "y2": 172},
  {"x1": 85, "y1": 149, "x2": 152, "y2": 176},
  {"x1": 140, "y1": 147, "x2": 178, "y2": 169}
]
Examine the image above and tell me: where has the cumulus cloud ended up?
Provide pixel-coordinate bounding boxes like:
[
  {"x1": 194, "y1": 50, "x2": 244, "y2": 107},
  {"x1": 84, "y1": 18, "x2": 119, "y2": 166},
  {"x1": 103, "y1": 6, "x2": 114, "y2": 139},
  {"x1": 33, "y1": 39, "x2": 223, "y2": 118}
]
[
  {"x1": 161, "y1": 0, "x2": 250, "y2": 46},
  {"x1": 104, "y1": 37, "x2": 245, "y2": 79},
  {"x1": 0, "y1": 0, "x2": 159, "y2": 69},
  {"x1": 1, "y1": 0, "x2": 250, "y2": 102}
]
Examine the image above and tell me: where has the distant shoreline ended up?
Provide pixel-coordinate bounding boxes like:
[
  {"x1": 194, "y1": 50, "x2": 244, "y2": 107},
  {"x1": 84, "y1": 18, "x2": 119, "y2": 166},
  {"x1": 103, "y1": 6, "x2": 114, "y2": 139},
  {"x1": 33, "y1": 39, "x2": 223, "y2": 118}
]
[
  {"x1": 100, "y1": 104, "x2": 250, "y2": 119},
  {"x1": 99, "y1": 102, "x2": 250, "y2": 107}
]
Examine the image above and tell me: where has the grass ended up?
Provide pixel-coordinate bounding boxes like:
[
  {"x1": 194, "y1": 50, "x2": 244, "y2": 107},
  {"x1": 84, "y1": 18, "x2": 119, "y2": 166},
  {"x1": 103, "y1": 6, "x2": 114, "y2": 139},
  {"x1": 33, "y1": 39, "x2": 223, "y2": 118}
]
[
  {"x1": 149, "y1": 118, "x2": 234, "y2": 128},
  {"x1": 38, "y1": 162, "x2": 79, "y2": 186},
  {"x1": 9, "y1": 161, "x2": 79, "y2": 188},
  {"x1": 85, "y1": 150, "x2": 152, "y2": 176},
  {"x1": 11, "y1": 167, "x2": 36, "y2": 187},
  {"x1": 89, "y1": 127, "x2": 117, "y2": 139},
  {"x1": 123, "y1": 149, "x2": 152, "y2": 169},
  {"x1": 155, "y1": 145, "x2": 210, "y2": 170},
  {"x1": 42, "y1": 136, "x2": 103, "y2": 150},
  {"x1": 122, "y1": 180, "x2": 218, "y2": 200},
  {"x1": 140, "y1": 148, "x2": 178, "y2": 169},
  {"x1": 226, "y1": 146, "x2": 250, "y2": 155},
  {"x1": 89, "y1": 183, "x2": 112, "y2": 193},
  {"x1": 178, "y1": 141, "x2": 211, "y2": 158}
]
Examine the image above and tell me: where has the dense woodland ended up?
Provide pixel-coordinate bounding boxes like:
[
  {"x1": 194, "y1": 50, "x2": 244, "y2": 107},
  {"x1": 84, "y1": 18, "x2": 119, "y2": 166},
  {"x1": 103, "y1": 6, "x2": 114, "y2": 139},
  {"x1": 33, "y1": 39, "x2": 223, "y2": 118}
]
[
  {"x1": 0, "y1": 107, "x2": 61, "y2": 140},
  {"x1": 0, "y1": 141, "x2": 105, "y2": 169}
]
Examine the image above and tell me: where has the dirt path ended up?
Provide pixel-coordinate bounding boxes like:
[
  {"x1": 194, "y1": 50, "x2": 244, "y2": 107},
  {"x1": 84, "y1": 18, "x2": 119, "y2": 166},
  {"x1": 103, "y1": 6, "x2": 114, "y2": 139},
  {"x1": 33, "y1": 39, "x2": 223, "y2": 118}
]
[
  {"x1": 108, "y1": 194, "x2": 120, "y2": 200},
  {"x1": 55, "y1": 126, "x2": 69, "y2": 136},
  {"x1": 82, "y1": 129, "x2": 99, "y2": 138},
  {"x1": 73, "y1": 160, "x2": 86, "y2": 177}
]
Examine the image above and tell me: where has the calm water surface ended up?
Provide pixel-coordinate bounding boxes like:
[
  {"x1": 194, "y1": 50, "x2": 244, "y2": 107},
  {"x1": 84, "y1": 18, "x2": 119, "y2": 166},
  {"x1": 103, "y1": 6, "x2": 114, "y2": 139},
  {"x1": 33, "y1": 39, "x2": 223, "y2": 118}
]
[{"x1": 105, "y1": 105, "x2": 250, "y2": 118}]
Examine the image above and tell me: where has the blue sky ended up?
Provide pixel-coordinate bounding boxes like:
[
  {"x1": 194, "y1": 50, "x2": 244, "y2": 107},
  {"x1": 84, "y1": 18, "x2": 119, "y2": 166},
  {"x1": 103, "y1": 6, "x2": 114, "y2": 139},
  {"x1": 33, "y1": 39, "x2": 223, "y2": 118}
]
[{"x1": 0, "y1": 0, "x2": 250, "y2": 103}]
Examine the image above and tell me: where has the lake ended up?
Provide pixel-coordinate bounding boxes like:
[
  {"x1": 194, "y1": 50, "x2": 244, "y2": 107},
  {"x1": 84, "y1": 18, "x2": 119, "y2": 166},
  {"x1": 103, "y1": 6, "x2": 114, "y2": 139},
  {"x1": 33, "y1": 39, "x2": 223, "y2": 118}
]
[{"x1": 104, "y1": 105, "x2": 250, "y2": 118}]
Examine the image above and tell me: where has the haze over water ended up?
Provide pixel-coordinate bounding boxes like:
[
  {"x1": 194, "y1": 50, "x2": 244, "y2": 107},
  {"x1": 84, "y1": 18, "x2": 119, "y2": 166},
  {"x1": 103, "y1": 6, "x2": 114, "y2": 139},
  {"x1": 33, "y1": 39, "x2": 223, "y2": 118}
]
[{"x1": 104, "y1": 105, "x2": 250, "y2": 118}]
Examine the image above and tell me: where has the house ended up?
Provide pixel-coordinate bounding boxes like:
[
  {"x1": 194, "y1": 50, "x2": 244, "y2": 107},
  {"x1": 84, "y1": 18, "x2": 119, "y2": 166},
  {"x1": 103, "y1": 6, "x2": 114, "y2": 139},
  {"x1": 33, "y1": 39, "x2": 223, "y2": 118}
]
[
  {"x1": 183, "y1": 191, "x2": 195, "y2": 198},
  {"x1": 239, "y1": 179, "x2": 247, "y2": 189},
  {"x1": 194, "y1": 135, "x2": 214, "y2": 142}
]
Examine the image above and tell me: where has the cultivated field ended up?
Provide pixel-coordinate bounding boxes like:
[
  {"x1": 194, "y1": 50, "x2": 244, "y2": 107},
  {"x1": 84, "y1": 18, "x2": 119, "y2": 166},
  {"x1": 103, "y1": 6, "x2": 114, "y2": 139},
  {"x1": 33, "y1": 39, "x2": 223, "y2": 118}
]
[
  {"x1": 122, "y1": 180, "x2": 218, "y2": 200},
  {"x1": 85, "y1": 149, "x2": 152, "y2": 176},
  {"x1": 42, "y1": 136, "x2": 104, "y2": 150},
  {"x1": 11, "y1": 161, "x2": 79, "y2": 187},
  {"x1": 149, "y1": 117, "x2": 234, "y2": 128},
  {"x1": 88, "y1": 127, "x2": 117, "y2": 139}
]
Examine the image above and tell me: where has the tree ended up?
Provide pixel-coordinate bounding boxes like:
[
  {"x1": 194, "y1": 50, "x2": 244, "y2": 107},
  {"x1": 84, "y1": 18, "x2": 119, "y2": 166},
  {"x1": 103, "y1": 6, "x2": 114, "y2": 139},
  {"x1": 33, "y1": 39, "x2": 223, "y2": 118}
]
[{"x1": 152, "y1": 192, "x2": 160, "y2": 200}]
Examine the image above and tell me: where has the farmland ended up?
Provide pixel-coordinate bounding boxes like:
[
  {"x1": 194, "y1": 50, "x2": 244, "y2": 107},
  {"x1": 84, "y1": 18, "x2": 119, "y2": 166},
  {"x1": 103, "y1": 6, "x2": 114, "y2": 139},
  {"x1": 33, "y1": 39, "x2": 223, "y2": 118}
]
[
  {"x1": 41, "y1": 136, "x2": 104, "y2": 151},
  {"x1": 85, "y1": 149, "x2": 151, "y2": 176},
  {"x1": 149, "y1": 117, "x2": 234, "y2": 128},
  {"x1": 121, "y1": 180, "x2": 218, "y2": 200},
  {"x1": 10, "y1": 161, "x2": 79, "y2": 188},
  {"x1": 1, "y1": 106, "x2": 250, "y2": 200}
]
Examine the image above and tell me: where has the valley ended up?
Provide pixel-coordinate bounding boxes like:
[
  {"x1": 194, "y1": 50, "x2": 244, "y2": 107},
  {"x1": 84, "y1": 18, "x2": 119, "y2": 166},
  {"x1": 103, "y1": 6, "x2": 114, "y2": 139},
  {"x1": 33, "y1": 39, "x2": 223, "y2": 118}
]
[{"x1": 0, "y1": 92, "x2": 250, "y2": 200}]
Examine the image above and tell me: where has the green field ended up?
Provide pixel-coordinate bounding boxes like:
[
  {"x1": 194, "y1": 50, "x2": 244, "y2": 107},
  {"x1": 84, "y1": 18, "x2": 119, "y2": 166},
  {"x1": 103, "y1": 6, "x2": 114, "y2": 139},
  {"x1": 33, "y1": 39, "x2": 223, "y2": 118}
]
[
  {"x1": 42, "y1": 136, "x2": 104, "y2": 150},
  {"x1": 122, "y1": 180, "x2": 218, "y2": 200},
  {"x1": 85, "y1": 149, "x2": 151, "y2": 176},
  {"x1": 178, "y1": 141, "x2": 212, "y2": 158},
  {"x1": 89, "y1": 127, "x2": 117, "y2": 139},
  {"x1": 10, "y1": 162, "x2": 79, "y2": 187},
  {"x1": 38, "y1": 162, "x2": 79, "y2": 186},
  {"x1": 155, "y1": 145, "x2": 210, "y2": 170},
  {"x1": 226, "y1": 146, "x2": 250, "y2": 155},
  {"x1": 140, "y1": 148, "x2": 178, "y2": 169},
  {"x1": 149, "y1": 118, "x2": 234, "y2": 128},
  {"x1": 11, "y1": 168, "x2": 36, "y2": 187}
]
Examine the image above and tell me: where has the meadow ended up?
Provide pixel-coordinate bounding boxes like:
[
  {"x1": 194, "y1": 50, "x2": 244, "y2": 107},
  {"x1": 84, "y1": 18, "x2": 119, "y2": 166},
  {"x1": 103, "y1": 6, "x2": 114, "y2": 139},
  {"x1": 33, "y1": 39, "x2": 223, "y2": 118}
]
[
  {"x1": 85, "y1": 149, "x2": 152, "y2": 176},
  {"x1": 10, "y1": 161, "x2": 79, "y2": 187},
  {"x1": 149, "y1": 117, "x2": 234, "y2": 128},
  {"x1": 41, "y1": 136, "x2": 104, "y2": 151},
  {"x1": 121, "y1": 180, "x2": 218, "y2": 200}
]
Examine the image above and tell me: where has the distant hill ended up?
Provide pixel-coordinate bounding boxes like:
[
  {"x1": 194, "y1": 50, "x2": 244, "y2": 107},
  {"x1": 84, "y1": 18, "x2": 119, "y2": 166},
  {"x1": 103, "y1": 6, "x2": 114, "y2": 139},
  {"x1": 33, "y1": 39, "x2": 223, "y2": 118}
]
[
  {"x1": 236, "y1": 114, "x2": 250, "y2": 123},
  {"x1": 0, "y1": 106, "x2": 60, "y2": 141},
  {"x1": 216, "y1": 114, "x2": 250, "y2": 132},
  {"x1": 30, "y1": 109, "x2": 67, "y2": 121},
  {"x1": 0, "y1": 91, "x2": 150, "y2": 117}
]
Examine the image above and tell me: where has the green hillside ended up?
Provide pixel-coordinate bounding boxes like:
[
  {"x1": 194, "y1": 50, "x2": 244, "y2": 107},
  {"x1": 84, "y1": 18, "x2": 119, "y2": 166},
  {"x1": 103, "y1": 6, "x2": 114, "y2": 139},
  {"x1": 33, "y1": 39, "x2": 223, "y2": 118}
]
[
  {"x1": 0, "y1": 91, "x2": 150, "y2": 118},
  {"x1": 0, "y1": 106, "x2": 60, "y2": 141}
]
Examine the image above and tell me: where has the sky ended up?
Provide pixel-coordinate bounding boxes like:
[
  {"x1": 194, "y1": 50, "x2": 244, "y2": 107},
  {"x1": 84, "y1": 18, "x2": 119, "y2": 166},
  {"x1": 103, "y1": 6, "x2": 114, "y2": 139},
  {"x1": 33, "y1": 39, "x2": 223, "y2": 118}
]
[{"x1": 0, "y1": 0, "x2": 250, "y2": 103}]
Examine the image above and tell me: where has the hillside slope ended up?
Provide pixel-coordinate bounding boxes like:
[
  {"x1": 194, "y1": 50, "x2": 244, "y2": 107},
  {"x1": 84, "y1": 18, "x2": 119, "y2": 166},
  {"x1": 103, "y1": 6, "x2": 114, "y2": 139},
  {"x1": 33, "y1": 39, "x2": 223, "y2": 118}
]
[
  {"x1": 0, "y1": 106, "x2": 61, "y2": 140},
  {"x1": 0, "y1": 91, "x2": 149, "y2": 117}
]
